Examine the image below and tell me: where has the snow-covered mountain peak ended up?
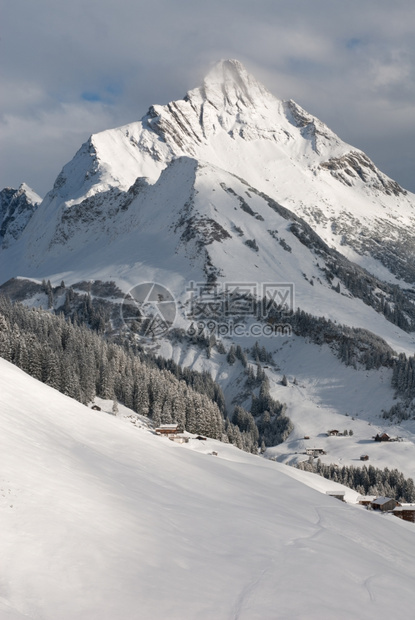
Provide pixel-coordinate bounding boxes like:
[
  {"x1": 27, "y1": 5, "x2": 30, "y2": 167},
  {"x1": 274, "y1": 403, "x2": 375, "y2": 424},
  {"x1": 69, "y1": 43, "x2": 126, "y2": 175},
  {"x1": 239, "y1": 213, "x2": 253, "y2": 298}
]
[
  {"x1": 38, "y1": 58, "x2": 397, "y2": 211},
  {"x1": 17, "y1": 182, "x2": 42, "y2": 204},
  {"x1": 193, "y1": 58, "x2": 273, "y2": 110},
  {"x1": 3, "y1": 59, "x2": 415, "y2": 289},
  {"x1": 147, "y1": 59, "x2": 287, "y2": 148},
  {"x1": 0, "y1": 183, "x2": 42, "y2": 207},
  {"x1": 39, "y1": 61, "x2": 285, "y2": 211}
]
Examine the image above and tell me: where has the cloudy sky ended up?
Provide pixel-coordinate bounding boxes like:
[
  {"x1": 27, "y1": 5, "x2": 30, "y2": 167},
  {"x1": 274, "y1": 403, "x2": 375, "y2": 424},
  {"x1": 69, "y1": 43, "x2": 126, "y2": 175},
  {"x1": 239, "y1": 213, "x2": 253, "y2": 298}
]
[{"x1": 1, "y1": 0, "x2": 414, "y2": 197}]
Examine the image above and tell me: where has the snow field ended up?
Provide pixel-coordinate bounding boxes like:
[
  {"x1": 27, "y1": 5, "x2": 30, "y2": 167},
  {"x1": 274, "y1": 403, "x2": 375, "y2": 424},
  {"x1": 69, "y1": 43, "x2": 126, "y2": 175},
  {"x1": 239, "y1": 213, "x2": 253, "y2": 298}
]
[{"x1": 2, "y1": 358, "x2": 415, "y2": 619}]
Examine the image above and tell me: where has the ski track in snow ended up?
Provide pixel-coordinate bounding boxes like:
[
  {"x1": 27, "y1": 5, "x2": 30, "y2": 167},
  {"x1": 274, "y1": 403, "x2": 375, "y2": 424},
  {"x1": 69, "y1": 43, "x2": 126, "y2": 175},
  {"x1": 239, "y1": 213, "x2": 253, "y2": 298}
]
[{"x1": 232, "y1": 564, "x2": 272, "y2": 620}]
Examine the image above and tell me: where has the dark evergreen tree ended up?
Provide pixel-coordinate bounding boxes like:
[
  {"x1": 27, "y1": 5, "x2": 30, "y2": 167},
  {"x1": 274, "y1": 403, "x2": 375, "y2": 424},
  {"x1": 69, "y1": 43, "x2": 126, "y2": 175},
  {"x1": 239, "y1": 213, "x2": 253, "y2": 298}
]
[{"x1": 227, "y1": 345, "x2": 236, "y2": 365}]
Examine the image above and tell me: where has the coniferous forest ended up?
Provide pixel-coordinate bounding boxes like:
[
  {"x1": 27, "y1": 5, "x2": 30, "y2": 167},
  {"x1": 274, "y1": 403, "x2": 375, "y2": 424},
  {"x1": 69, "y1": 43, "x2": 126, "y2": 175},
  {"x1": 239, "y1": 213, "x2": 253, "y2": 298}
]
[{"x1": 0, "y1": 295, "x2": 290, "y2": 453}]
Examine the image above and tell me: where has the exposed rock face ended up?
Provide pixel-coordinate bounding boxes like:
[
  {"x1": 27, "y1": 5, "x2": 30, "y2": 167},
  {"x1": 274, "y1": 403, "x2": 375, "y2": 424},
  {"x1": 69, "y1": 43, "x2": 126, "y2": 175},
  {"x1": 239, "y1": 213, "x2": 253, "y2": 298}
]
[
  {"x1": 320, "y1": 151, "x2": 405, "y2": 196},
  {"x1": 0, "y1": 184, "x2": 41, "y2": 248}
]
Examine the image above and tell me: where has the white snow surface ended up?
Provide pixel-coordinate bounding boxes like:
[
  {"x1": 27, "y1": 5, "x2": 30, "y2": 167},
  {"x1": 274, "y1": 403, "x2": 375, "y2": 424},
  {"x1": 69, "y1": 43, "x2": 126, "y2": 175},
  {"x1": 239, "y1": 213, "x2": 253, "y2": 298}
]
[{"x1": 2, "y1": 357, "x2": 415, "y2": 620}]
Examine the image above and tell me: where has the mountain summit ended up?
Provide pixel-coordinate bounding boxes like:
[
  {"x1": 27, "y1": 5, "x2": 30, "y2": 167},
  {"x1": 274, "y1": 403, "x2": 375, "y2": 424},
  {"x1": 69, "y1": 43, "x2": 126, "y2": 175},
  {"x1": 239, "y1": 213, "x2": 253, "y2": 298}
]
[
  {"x1": 190, "y1": 58, "x2": 273, "y2": 109},
  {"x1": 0, "y1": 59, "x2": 415, "y2": 293}
]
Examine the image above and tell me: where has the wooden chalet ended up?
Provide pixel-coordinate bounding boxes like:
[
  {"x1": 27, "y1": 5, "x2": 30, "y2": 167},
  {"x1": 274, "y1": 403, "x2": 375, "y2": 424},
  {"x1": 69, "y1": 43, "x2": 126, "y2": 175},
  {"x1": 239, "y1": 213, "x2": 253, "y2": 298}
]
[
  {"x1": 358, "y1": 495, "x2": 376, "y2": 506},
  {"x1": 91, "y1": 404, "x2": 101, "y2": 411},
  {"x1": 371, "y1": 497, "x2": 398, "y2": 512},
  {"x1": 374, "y1": 432, "x2": 391, "y2": 442},
  {"x1": 360, "y1": 454, "x2": 369, "y2": 461},
  {"x1": 393, "y1": 505, "x2": 415, "y2": 523},
  {"x1": 305, "y1": 448, "x2": 327, "y2": 457},
  {"x1": 327, "y1": 429, "x2": 340, "y2": 436},
  {"x1": 155, "y1": 424, "x2": 179, "y2": 436}
]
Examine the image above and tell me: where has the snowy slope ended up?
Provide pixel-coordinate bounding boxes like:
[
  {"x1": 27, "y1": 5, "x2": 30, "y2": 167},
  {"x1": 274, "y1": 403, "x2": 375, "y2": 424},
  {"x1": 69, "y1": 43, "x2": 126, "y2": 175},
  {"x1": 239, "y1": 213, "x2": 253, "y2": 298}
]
[
  {"x1": 1, "y1": 156, "x2": 415, "y2": 356},
  {"x1": 156, "y1": 332, "x2": 415, "y2": 482},
  {"x1": 2, "y1": 356, "x2": 415, "y2": 620}
]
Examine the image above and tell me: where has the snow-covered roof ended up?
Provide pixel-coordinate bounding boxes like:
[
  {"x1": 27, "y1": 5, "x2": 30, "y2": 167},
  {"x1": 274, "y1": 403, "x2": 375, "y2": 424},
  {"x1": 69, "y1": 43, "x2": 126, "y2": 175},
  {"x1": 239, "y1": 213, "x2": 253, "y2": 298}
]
[{"x1": 372, "y1": 497, "x2": 395, "y2": 505}]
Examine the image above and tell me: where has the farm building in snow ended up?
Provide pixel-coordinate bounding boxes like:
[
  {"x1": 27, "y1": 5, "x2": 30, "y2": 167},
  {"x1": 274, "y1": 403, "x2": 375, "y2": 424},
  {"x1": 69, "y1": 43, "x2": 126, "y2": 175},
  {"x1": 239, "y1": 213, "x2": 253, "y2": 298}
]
[
  {"x1": 371, "y1": 497, "x2": 398, "y2": 512},
  {"x1": 155, "y1": 424, "x2": 179, "y2": 436},
  {"x1": 358, "y1": 496, "x2": 376, "y2": 507},
  {"x1": 393, "y1": 505, "x2": 415, "y2": 523}
]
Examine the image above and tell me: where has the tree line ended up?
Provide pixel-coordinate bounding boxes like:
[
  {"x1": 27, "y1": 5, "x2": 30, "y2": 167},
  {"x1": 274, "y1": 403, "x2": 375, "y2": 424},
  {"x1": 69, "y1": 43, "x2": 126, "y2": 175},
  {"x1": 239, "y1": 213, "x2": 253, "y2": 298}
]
[{"x1": 296, "y1": 459, "x2": 415, "y2": 502}]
